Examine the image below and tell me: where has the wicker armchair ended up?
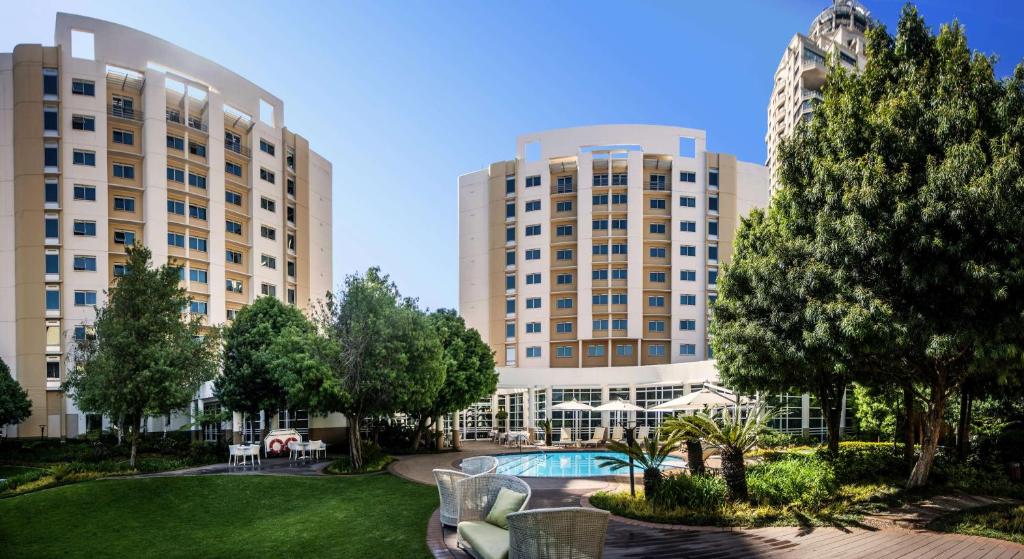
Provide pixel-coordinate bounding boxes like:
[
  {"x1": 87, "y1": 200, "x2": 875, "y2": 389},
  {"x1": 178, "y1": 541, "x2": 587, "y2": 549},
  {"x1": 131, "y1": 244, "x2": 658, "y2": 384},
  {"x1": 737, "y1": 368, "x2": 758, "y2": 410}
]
[
  {"x1": 456, "y1": 474, "x2": 532, "y2": 557},
  {"x1": 433, "y1": 469, "x2": 470, "y2": 528},
  {"x1": 507, "y1": 507, "x2": 611, "y2": 559},
  {"x1": 460, "y1": 455, "x2": 499, "y2": 475}
]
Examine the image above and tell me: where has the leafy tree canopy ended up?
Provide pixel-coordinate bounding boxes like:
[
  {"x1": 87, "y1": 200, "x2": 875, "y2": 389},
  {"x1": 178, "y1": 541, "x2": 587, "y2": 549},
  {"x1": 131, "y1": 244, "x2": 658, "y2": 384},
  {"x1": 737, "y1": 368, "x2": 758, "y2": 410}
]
[{"x1": 0, "y1": 357, "x2": 32, "y2": 428}]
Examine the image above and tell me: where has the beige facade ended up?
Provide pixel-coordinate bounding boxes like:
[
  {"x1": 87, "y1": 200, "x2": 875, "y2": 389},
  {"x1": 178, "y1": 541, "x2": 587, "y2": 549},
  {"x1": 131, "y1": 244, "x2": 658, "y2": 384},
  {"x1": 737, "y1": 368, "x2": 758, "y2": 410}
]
[
  {"x1": 0, "y1": 14, "x2": 336, "y2": 441},
  {"x1": 765, "y1": 0, "x2": 872, "y2": 192},
  {"x1": 459, "y1": 125, "x2": 767, "y2": 379}
]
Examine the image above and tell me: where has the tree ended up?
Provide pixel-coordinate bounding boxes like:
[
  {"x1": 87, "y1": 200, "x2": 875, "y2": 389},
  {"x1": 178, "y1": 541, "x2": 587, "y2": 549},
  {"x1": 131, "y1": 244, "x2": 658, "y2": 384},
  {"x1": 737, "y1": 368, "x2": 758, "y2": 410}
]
[
  {"x1": 851, "y1": 383, "x2": 898, "y2": 442},
  {"x1": 0, "y1": 358, "x2": 32, "y2": 432},
  {"x1": 279, "y1": 268, "x2": 444, "y2": 470},
  {"x1": 214, "y1": 296, "x2": 315, "y2": 443},
  {"x1": 775, "y1": 6, "x2": 1024, "y2": 487},
  {"x1": 598, "y1": 434, "x2": 683, "y2": 499},
  {"x1": 64, "y1": 245, "x2": 220, "y2": 466},
  {"x1": 406, "y1": 309, "x2": 497, "y2": 451},
  {"x1": 663, "y1": 405, "x2": 774, "y2": 501},
  {"x1": 712, "y1": 207, "x2": 891, "y2": 455}
]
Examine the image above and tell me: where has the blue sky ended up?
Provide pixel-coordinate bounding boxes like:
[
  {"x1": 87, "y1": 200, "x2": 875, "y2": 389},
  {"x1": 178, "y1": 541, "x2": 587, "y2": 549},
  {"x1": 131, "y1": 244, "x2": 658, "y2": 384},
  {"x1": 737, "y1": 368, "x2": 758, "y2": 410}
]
[{"x1": 4, "y1": 1, "x2": 1023, "y2": 311}]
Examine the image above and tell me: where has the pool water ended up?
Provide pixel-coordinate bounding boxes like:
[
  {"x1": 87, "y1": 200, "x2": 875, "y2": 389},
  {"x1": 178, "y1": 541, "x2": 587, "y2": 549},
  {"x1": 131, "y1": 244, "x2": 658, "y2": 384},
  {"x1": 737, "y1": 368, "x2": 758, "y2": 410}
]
[{"x1": 494, "y1": 451, "x2": 687, "y2": 477}]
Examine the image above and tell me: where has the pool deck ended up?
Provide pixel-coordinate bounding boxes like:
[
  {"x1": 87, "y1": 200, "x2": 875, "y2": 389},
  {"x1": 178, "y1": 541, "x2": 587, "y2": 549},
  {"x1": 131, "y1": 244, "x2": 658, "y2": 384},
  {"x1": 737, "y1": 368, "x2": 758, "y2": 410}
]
[{"x1": 392, "y1": 441, "x2": 1024, "y2": 559}]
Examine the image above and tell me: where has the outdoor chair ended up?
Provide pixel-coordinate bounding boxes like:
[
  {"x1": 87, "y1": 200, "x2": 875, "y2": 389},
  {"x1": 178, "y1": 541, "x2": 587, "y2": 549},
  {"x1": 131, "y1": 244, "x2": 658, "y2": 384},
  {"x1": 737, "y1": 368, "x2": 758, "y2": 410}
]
[
  {"x1": 461, "y1": 456, "x2": 499, "y2": 475},
  {"x1": 310, "y1": 440, "x2": 326, "y2": 460},
  {"x1": 287, "y1": 440, "x2": 304, "y2": 461},
  {"x1": 507, "y1": 507, "x2": 611, "y2": 559},
  {"x1": 244, "y1": 444, "x2": 261, "y2": 466},
  {"x1": 581, "y1": 427, "x2": 606, "y2": 448},
  {"x1": 635, "y1": 426, "x2": 650, "y2": 442},
  {"x1": 610, "y1": 425, "x2": 625, "y2": 443},
  {"x1": 434, "y1": 469, "x2": 470, "y2": 528},
  {"x1": 456, "y1": 474, "x2": 532, "y2": 559},
  {"x1": 227, "y1": 444, "x2": 243, "y2": 467},
  {"x1": 552, "y1": 428, "x2": 576, "y2": 447}
]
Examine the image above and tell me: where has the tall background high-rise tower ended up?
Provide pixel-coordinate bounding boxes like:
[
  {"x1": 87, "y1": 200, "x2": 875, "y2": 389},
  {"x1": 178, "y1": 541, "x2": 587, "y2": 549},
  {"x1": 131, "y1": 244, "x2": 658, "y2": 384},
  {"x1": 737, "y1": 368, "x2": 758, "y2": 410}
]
[
  {"x1": 0, "y1": 14, "x2": 334, "y2": 440},
  {"x1": 765, "y1": 0, "x2": 873, "y2": 192}
]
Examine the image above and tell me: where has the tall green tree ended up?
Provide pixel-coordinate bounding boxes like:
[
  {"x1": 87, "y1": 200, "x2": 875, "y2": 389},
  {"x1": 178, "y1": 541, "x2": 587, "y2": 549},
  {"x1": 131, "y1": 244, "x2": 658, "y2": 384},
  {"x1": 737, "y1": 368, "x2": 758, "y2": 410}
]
[
  {"x1": 712, "y1": 207, "x2": 892, "y2": 455},
  {"x1": 776, "y1": 6, "x2": 1024, "y2": 486},
  {"x1": 214, "y1": 296, "x2": 314, "y2": 442},
  {"x1": 406, "y1": 309, "x2": 497, "y2": 450},
  {"x1": 0, "y1": 358, "x2": 32, "y2": 433},
  {"x1": 279, "y1": 268, "x2": 444, "y2": 469},
  {"x1": 64, "y1": 245, "x2": 220, "y2": 466}
]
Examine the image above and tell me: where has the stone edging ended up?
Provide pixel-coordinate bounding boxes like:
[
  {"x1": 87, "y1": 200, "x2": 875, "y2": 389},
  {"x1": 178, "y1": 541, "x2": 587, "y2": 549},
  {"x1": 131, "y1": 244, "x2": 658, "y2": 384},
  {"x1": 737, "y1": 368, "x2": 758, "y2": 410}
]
[{"x1": 579, "y1": 493, "x2": 748, "y2": 533}]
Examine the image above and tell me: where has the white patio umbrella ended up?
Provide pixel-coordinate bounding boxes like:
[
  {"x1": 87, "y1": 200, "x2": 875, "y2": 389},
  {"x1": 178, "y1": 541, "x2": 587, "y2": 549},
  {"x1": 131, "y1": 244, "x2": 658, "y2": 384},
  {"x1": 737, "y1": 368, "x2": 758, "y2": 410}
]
[
  {"x1": 552, "y1": 399, "x2": 593, "y2": 442},
  {"x1": 648, "y1": 388, "x2": 749, "y2": 413},
  {"x1": 592, "y1": 398, "x2": 646, "y2": 428}
]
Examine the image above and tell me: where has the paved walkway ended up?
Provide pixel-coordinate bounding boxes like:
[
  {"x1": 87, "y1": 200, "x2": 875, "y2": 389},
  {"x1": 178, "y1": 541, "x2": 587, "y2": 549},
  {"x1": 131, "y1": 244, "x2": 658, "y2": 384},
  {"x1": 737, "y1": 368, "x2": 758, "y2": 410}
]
[
  {"x1": 139, "y1": 456, "x2": 331, "y2": 477},
  {"x1": 391, "y1": 442, "x2": 1024, "y2": 559}
]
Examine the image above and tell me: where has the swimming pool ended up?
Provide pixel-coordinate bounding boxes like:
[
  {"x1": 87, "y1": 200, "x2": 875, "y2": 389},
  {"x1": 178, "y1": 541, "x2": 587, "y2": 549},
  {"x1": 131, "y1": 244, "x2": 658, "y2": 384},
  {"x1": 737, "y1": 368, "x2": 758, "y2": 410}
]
[{"x1": 493, "y1": 451, "x2": 687, "y2": 477}]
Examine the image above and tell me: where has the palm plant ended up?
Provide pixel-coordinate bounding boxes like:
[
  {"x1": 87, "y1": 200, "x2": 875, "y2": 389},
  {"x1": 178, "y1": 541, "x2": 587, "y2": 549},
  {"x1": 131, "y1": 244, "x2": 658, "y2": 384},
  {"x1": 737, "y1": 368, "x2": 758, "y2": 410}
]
[
  {"x1": 662, "y1": 404, "x2": 774, "y2": 501},
  {"x1": 597, "y1": 432, "x2": 683, "y2": 499}
]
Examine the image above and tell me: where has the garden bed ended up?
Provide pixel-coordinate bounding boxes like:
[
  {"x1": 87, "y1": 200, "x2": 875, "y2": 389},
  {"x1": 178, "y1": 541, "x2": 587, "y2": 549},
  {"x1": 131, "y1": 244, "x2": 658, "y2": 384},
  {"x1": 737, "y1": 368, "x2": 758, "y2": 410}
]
[{"x1": 928, "y1": 503, "x2": 1024, "y2": 545}]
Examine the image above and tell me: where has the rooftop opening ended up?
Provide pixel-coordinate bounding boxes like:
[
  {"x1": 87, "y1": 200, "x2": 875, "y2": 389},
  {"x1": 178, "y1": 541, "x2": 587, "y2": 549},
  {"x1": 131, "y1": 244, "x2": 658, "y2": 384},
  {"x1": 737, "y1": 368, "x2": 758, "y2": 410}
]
[
  {"x1": 71, "y1": 30, "x2": 95, "y2": 60},
  {"x1": 524, "y1": 141, "x2": 541, "y2": 162},
  {"x1": 679, "y1": 136, "x2": 696, "y2": 158},
  {"x1": 259, "y1": 99, "x2": 274, "y2": 127},
  {"x1": 165, "y1": 78, "x2": 186, "y2": 94}
]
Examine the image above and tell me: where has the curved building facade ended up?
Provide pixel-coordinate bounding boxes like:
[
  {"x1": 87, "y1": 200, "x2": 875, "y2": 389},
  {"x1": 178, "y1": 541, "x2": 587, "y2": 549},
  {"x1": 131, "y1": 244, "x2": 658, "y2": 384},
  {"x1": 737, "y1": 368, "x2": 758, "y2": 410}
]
[{"x1": 0, "y1": 13, "x2": 335, "y2": 440}]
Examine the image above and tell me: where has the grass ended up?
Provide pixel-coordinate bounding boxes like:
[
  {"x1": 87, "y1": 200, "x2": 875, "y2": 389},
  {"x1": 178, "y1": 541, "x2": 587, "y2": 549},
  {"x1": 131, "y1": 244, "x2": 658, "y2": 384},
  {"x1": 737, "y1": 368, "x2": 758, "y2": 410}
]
[
  {"x1": 0, "y1": 474, "x2": 438, "y2": 559},
  {"x1": 590, "y1": 482, "x2": 901, "y2": 528},
  {"x1": 929, "y1": 503, "x2": 1024, "y2": 545}
]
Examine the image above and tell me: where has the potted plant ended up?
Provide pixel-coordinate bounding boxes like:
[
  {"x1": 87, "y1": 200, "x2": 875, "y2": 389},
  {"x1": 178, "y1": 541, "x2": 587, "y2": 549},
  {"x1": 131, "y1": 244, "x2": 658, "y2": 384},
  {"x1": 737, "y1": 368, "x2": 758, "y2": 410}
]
[
  {"x1": 540, "y1": 419, "x2": 553, "y2": 446},
  {"x1": 494, "y1": 410, "x2": 508, "y2": 433}
]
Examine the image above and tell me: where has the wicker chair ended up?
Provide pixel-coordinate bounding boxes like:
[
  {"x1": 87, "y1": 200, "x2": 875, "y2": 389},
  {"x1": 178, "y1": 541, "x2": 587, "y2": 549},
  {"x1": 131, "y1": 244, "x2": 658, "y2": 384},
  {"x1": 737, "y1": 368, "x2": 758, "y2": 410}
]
[
  {"x1": 507, "y1": 507, "x2": 611, "y2": 559},
  {"x1": 433, "y1": 469, "x2": 470, "y2": 528},
  {"x1": 460, "y1": 455, "x2": 499, "y2": 475},
  {"x1": 456, "y1": 474, "x2": 532, "y2": 557}
]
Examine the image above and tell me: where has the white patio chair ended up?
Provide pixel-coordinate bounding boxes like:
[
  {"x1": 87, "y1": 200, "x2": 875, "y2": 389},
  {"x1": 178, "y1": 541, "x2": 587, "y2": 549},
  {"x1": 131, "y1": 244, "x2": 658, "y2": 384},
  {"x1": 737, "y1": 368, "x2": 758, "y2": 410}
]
[
  {"x1": 456, "y1": 474, "x2": 532, "y2": 558},
  {"x1": 433, "y1": 469, "x2": 470, "y2": 528},
  {"x1": 248, "y1": 444, "x2": 261, "y2": 466},
  {"x1": 552, "y1": 427, "x2": 576, "y2": 446},
  {"x1": 460, "y1": 455, "x2": 498, "y2": 475},
  {"x1": 227, "y1": 444, "x2": 242, "y2": 467},
  {"x1": 610, "y1": 425, "x2": 625, "y2": 443},
  {"x1": 287, "y1": 440, "x2": 301, "y2": 461},
  {"x1": 582, "y1": 426, "x2": 606, "y2": 448},
  {"x1": 310, "y1": 440, "x2": 326, "y2": 460},
  {"x1": 507, "y1": 507, "x2": 611, "y2": 559},
  {"x1": 635, "y1": 425, "x2": 650, "y2": 442}
]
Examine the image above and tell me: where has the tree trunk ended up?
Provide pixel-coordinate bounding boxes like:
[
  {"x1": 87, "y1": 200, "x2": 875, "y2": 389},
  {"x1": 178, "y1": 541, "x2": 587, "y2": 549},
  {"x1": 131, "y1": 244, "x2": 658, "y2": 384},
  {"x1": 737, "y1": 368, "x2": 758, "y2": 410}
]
[
  {"x1": 349, "y1": 413, "x2": 364, "y2": 470},
  {"x1": 956, "y1": 388, "x2": 972, "y2": 460},
  {"x1": 411, "y1": 416, "x2": 429, "y2": 452},
  {"x1": 261, "y1": 409, "x2": 272, "y2": 447},
  {"x1": 720, "y1": 447, "x2": 748, "y2": 501},
  {"x1": 903, "y1": 383, "x2": 915, "y2": 465},
  {"x1": 686, "y1": 439, "x2": 705, "y2": 476},
  {"x1": 129, "y1": 414, "x2": 141, "y2": 468},
  {"x1": 823, "y1": 393, "x2": 843, "y2": 457},
  {"x1": 642, "y1": 468, "x2": 663, "y2": 500},
  {"x1": 907, "y1": 388, "x2": 947, "y2": 488}
]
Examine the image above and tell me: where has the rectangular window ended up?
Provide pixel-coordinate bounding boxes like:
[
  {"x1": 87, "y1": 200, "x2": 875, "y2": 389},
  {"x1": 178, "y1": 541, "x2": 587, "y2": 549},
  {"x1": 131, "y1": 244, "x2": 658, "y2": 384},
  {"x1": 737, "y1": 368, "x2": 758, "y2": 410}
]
[
  {"x1": 526, "y1": 347, "x2": 542, "y2": 358},
  {"x1": 261, "y1": 197, "x2": 276, "y2": 212},
  {"x1": 505, "y1": 175, "x2": 515, "y2": 194},
  {"x1": 556, "y1": 297, "x2": 573, "y2": 309},
  {"x1": 287, "y1": 178, "x2": 296, "y2": 196},
  {"x1": 708, "y1": 195, "x2": 719, "y2": 212},
  {"x1": 526, "y1": 298, "x2": 541, "y2": 309},
  {"x1": 45, "y1": 215, "x2": 59, "y2": 239},
  {"x1": 556, "y1": 346, "x2": 572, "y2": 358},
  {"x1": 612, "y1": 243, "x2": 627, "y2": 254},
  {"x1": 680, "y1": 221, "x2": 696, "y2": 232},
  {"x1": 190, "y1": 301, "x2": 209, "y2": 315},
  {"x1": 166, "y1": 166, "x2": 185, "y2": 182},
  {"x1": 169, "y1": 234, "x2": 187, "y2": 249},
  {"x1": 593, "y1": 174, "x2": 609, "y2": 186},
  {"x1": 259, "y1": 139, "x2": 275, "y2": 155},
  {"x1": 680, "y1": 319, "x2": 696, "y2": 331},
  {"x1": 680, "y1": 245, "x2": 696, "y2": 256},
  {"x1": 226, "y1": 250, "x2": 243, "y2": 264},
  {"x1": 45, "y1": 287, "x2": 60, "y2": 311},
  {"x1": 261, "y1": 226, "x2": 276, "y2": 240},
  {"x1": 556, "y1": 322, "x2": 573, "y2": 334},
  {"x1": 708, "y1": 168, "x2": 719, "y2": 187},
  {"x1": 226, "y1": 162, "x2": 242, "y2": 177},
  {"x1": 612, "y1": 319, "x2": 628, "y2": 330},
  {"x1": 189, "y1": 236, "x2": 208, "y2": 252},
  {"x1": 593, "y1": 319, "x2": 608, "y2": 331},
  {"x1": 611, "y1": 293, "x2": 628, "y2": 305},
  {"x1": 611, "y1": 174, "x2": 628, "y2": 186},
  {"x1": 505, "y1": 202, "x2": 516, "y2": 219},
  {"x1": 525, "y1": 322, "x2": 541, "y2": 334},
  {"x1": 44, "y1": 179, "x2": 59, "y2": 205},
  {"x1": 112, "y1": 128, "x2": 134, "y2": 145},
  {"x1": 615, "y1": 344, "x2": 633, "y2": 357},
  {"x1": 649, "y1": 272, "x2": 666, "y2": 283},
  {"x1": 648, "y1": 296, "x2": 665, "y2": 307},
  {"x1": 612, "y1": 219, "x2": 627, "y2": 230},
  {"x1": 525, "y1": 224, "x2": 540, "y2": 236},
  {"x1": 287, "y1": 260, "x2": 296, "y2": 278},
  {"x1": 648, "y1": 321, "x2": 666, "y2": 333},
  {"x1": 611, "y1": 268, "x2": 627, "y2": 280},
  {"x1": 46, "y1": 252, "x2": 59, "y2": 274},
  {"x1": 189, "y1": 269, "x2": 208, "y2": 283},
  {"x1": 680, "y1": 294, "x2": 696, "y2": 306},
  {"x1": 46, "y1": 360, "x2": 61, "y2": 380},
  {"x1": 708, "y1": 221, "x2": 719, "y2": 236},
  {"x1": 680, "y1": 344, "x2": 697, "y2": 356},
  {"x1": 71, "y1": 114, "x2": 96, "y2": 131},
  {"x1": 649, "y1": 198, "x2": 666, "y2": 210},
  {"x1": 505, "y1": 323, "x2": 516, "y2": 338},
  {"x1": 113, "y1": 264, "x2": 129, "y2": 277},
  {"x1": 556, "y1": 273, "x2": 573, "y2": 285},
  {"x1": 72, "y1": 149, "x2": 95, "y2": 166},
  {"x1": 648, "y1": 344, "x2": 665, "y2": 357},
  {"x1": 709, "y1": 270, "x2": 718, "y2": 285},
  {"x1": 71, "y1": 79, "x2": 95, "y2": 96},
  {"x1": 680, "y1": 270, "x2": 696, "y2": 281},
  {"x1": 593, "y1": 220, "x2": 608, "y2": 231},
  {"x1": 708, "y1": 245, "x2": 719, "y2": 261},
  {"x1": 73, "y1": 255, "x2": 97, "y2": 271},
  {"x1": 74, "y1": 290, "x2": 97, "y2": 306},
  {"x1": 167, "y1": 200, "x2": 185, "y2": 215},
  {"x1": 226, "y1": 279, "x2": 244, "y2": 293},
  {"x1": 592, "y1": 194, "x2": 608, "y2": 206},
  {"x1": 73, "y1": 220, "x2": 96, "y2": 237},
  {"x1": 226, "y1": 220, "x2": 242, "y2": 235},
  {"x1": 286, "y1": 206, "x2": 295, "y2": 224},
  {"x1": 593, "y1": 244, "x2": 608, "y2": 255},
  {"x1": 260, "y1": 168, "x2": 275, "y2": 183},
  {"x1": 679, "y1": 196, "x2": 696, "y2": 207},
  {"x1": 113, "y1": 163, "x2": 135, "y2": 179},
  {"x1": 261, "y1": 254, "x2": 277, "y2": 269},
  {"x1": 525, "y1": 273, "x2": 541, "y2": 285},
  {"x1": 593, "y1": 269, "x2": 608, "y2": 281},
  {"x1": 555, "y1": 176, "x2": 574, "y2": 193},
  {"x1": 189, "y1": 204, "x2": 207, "y2": 220},
  {"x1": 167, "y1": 135, "x2": 184, "y2": 150},
  {"x1": 587, "y1": 345, "x2": 605, "y2": 357},
  {"x1": 525, "y1": 175, "x2": 541, "y2": 188},
  {"x1": 556, "y1": 225, "x2": 573, "y2": 237},
  {"x1": 113, "y1": 230, "x2": 136, "y2": 245},
  {"x1": 611, "y1": 193, "x2": 628, "y2": 205},
  {"x1": 525, "y1": 200, "x2": 540, "y2": 212},
  {"x1": 649, "y1": 247, "x2": 666, "y2": 259},
  {"x1": 188, "y1": 173, "x2": 207, "y2": 189},
  {"x1": 226, "y1": 190, "x2": 242, "y2": 206},
  {"x1": 73, "y1": 185, "x2": 96, "y2": 201},
  {"x1": 647, "y1": 174, "x2": 667, "y2": 191},
  {"x1": 43, "y1": 68, "x2": 58, "y2": 96},
  {"x1": 506, "y1": 298, "x2": 515, "y2": 314},
  {"x1": 506, "y1": 251, "x2": 515, "y2": 266},
  {"x1": 525, "y1": 249, "x2": 540, "y2": 260},
  {"x1": 649, "y1": 223, "x2": 666, "y2": 234},
  {"x1": 45, "y1": 143, "x2": 58, "y2": 166},
  {"x1": 287, "y1": 234, "x2": 296, "y2": 251},
  {"x1": 556, "y1": 249, "x2": 573, "y2": 261},
  {"x1": 679, "y1": 171, "x2": 696, "y2": 183},
  {"x1": 555, "y1": 201, "x2": 573, "y2": 212},
  {"x1": 505, "y1": 226, "x2": 515, "y2": 243},
  {"x1": 505, "y1": 275, "x2": 516, "y2": 290},
  {"x1": 225, "y1": 131, "x2": 241, "y2": 153}
]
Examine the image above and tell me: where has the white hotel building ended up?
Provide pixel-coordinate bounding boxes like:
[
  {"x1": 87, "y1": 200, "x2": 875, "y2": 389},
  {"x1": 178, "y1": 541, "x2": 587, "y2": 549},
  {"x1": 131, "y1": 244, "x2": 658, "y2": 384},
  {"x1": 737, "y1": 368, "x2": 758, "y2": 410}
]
[
  {"x1": 455, "y1": 125, "x2": 840, "y2": 440},
  {"x1": 0, "y1": 14, "x2": 341, "y2": 442}
]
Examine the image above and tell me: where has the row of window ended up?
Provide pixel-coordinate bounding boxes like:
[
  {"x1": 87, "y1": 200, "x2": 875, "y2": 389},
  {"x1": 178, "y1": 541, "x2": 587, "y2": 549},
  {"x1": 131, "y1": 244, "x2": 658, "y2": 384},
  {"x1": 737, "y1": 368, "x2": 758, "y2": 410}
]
[
  {"x1": 519, "y1": 343, "x2": 698, "y2": 359},
  {"x1": 504, "y1": 169, "x2": 718, "y2": 194},
  {"x1": 505, "y1": 293, "x2": 715, "y2": 313}
]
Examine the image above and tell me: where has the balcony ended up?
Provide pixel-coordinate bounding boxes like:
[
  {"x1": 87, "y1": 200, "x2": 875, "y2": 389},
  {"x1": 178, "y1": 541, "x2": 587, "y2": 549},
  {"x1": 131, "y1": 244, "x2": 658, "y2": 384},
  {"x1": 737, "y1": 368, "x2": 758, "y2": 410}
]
[
  {"x1": 108, "y1": 105, "x2": 143, "y2": 123},
  {"x1": 645, "y1": 182, "x2": 668, "y2": 192},
  {"x1": 225, "y1": 143, "x2": 251, "y2": 158}
]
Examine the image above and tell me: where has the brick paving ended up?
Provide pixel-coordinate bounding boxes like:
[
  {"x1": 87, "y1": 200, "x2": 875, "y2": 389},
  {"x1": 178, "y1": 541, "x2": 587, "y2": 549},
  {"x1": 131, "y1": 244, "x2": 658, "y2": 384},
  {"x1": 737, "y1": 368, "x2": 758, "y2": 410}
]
[{"x1": 393, "y1": 443, "x2": 1024, "y2": 559}]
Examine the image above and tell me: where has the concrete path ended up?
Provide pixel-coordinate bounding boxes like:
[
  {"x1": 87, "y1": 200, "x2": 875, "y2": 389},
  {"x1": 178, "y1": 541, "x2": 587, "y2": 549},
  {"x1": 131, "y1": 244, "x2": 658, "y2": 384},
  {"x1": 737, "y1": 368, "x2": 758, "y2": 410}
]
[
  {"x1": 139, "y1": 456, "x2": 331, "y2": 477},
  {"x1": 392, "y1": 443, "x2": 1024, "y2": 559}
]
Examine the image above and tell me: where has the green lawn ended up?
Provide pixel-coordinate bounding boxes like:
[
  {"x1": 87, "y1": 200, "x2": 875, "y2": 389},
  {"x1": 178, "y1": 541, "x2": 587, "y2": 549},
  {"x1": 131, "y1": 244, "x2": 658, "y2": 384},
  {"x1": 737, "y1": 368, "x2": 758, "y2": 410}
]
[
  {"x1": 0, "y1": 474, "x2": 438, "y2": 559},
  {"x1": 929, "y1": 503, "x2": 1024, "y2": 545}
]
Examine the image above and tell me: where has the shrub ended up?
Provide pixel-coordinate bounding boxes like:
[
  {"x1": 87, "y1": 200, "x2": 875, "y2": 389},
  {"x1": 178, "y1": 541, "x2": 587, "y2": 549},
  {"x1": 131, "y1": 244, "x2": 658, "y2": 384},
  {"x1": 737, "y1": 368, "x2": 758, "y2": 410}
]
[
  {"x1": 747, "y1": 456, "x2": 836, "y2": 509},
  {"x1": 651, "y1": 473, "x2": 727, "y2": 511},
  {"x1": 825, "y1": 442, "x2": 904, "y2": 484},
  {"x1": 758, "y1": 431, "x2": 798, "y2": 449}
]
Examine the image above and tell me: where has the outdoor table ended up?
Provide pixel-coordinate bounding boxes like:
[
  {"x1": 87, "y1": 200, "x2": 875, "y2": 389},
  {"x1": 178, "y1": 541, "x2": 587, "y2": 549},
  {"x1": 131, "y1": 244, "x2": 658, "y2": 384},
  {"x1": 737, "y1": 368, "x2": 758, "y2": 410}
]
[
  {"x1": 296, "y1": 441, "x2": 312, "y2": 461},
  {"x1": 507, "y1": 431, "x2": 529, "y2": 448}
]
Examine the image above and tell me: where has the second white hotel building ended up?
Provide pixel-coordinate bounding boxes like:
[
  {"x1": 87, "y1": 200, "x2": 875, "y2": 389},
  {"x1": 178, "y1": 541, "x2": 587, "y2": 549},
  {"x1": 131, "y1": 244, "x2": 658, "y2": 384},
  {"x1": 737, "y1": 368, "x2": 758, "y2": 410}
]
[{"x1": 458, "y1": 125, "x2": 795, "y2": 439}]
